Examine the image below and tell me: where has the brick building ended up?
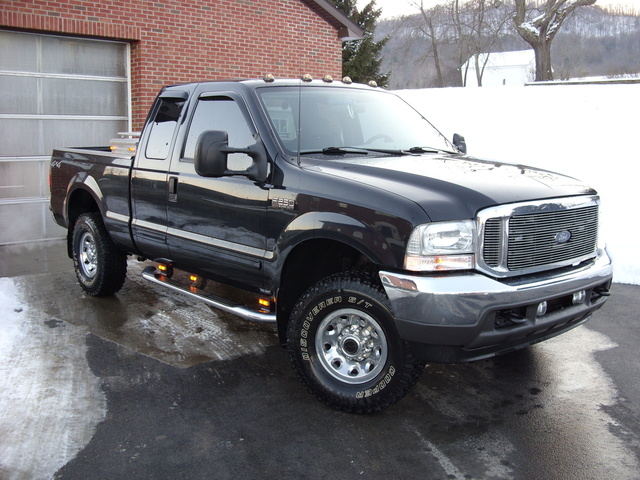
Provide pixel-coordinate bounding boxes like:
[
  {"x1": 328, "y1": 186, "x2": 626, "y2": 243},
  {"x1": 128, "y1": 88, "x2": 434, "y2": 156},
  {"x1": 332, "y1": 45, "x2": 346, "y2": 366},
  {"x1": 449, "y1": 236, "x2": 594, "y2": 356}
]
[{"x1": 0, "y1": 0, "x2": 361, "y2": 245}]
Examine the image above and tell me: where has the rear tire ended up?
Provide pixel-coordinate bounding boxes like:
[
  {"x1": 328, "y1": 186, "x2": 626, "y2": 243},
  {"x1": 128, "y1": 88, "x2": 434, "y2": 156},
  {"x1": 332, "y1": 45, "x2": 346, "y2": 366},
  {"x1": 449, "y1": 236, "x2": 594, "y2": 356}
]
[
  {"x1": 71, "y1": 213, "x2": 127, "y2": 296},
  {"x1": 287, "y1": 271, "x2": 424, "y2": 413}
]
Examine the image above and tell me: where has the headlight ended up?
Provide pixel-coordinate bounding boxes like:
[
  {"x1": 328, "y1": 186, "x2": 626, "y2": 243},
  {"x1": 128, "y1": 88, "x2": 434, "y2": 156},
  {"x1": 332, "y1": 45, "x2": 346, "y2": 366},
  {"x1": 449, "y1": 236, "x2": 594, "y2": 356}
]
[{"x1": 404, "y1": 220, "x2": 476, "y2": 272}]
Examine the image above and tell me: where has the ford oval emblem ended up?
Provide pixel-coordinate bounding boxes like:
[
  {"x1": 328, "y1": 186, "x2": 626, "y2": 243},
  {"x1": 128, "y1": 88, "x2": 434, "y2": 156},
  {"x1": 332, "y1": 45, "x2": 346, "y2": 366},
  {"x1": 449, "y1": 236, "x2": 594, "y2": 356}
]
[{"x1": 555, "y1": 230, "x2": 572, "y2": 244}]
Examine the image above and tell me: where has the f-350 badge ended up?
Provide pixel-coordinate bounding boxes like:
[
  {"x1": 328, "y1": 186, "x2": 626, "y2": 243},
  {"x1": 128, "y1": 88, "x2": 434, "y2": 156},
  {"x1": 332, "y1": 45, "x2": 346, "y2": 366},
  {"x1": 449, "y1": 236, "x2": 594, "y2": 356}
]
[{"x1": 271, "y1": 197, "x2": 296, "y2": 210}]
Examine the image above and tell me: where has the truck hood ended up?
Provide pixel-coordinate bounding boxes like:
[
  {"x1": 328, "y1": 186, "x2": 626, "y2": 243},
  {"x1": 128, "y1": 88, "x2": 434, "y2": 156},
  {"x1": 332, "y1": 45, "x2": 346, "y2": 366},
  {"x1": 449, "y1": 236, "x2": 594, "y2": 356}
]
[{"x1": 311, "y1": 154, "x2": 595, "y2": 221}]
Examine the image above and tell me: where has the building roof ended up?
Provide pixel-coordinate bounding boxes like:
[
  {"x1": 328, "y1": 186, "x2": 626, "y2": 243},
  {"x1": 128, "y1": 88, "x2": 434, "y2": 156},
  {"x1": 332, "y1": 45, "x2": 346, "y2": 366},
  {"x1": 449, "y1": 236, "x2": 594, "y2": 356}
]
[
  {"x1": 468, "y1": 50, "x2": 535, "y2": 68},
  {"x1": 301, "y1": 0, "x2": 364, "y2": 40}
]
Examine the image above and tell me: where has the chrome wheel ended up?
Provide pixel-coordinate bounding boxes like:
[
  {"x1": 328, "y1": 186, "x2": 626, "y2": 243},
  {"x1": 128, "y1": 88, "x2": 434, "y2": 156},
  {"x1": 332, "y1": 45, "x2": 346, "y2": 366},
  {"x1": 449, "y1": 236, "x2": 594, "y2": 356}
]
[
  {"x1": 315, "y1": 308, "x2": 388, "y2": 384},
  {"x1": 78, "y1": 231, "x2": 98, "y2": 278}
]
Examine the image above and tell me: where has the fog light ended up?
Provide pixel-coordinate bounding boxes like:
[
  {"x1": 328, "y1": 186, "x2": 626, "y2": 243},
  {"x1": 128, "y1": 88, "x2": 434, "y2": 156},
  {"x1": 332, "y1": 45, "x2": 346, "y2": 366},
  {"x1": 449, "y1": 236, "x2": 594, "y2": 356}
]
[
  {"x1": 572, "y1": 290, "x2": 587, "y2": 305},
  {"x1": 537, "y1": 301, "x2": 548, "y2": 317}
]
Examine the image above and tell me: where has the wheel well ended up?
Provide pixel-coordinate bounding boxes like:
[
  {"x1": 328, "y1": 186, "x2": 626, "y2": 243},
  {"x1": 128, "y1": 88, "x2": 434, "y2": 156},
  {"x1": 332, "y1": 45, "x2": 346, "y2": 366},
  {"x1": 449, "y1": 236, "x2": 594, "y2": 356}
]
[
  {"x1": 276, "y1": 239, "x2": 376, "y2": 345},
  {"x1": 66, "y1": 188, "x2": 100, "y2": 257}
]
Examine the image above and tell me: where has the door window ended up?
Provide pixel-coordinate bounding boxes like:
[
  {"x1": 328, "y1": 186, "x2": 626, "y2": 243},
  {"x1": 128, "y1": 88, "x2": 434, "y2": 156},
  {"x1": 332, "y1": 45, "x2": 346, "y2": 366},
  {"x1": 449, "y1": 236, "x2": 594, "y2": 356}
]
[
  {"x1": 145, "y1": 98, "x2": 185, "y2": 160},
  {"x1": 182, "y1": 97, "x2": 255, "y2": 170}
]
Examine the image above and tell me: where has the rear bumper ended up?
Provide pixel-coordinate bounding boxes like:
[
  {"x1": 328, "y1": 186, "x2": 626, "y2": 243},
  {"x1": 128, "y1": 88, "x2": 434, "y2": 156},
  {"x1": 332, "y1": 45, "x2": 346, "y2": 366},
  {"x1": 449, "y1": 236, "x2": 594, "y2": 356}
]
[{"x1": 379, "y1": 248, "x2": 613, "y2": 363}]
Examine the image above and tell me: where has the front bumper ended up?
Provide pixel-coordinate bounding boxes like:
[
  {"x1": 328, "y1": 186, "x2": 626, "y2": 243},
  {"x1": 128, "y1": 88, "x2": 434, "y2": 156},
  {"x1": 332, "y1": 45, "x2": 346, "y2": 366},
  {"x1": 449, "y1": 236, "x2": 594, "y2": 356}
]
[{"x1": 379, "y1": 248, "x2": 613, "y2": 363}]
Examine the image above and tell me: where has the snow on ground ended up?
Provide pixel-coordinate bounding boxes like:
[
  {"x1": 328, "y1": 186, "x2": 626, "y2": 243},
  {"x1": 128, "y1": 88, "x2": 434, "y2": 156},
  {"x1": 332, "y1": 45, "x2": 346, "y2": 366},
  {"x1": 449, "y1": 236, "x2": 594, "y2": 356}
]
[
  {"x1": 397, "y1": 83, "x2": 640, "y2": 285},
  {"x1": 0, "y1": 277, "x2": 107, "y2": 480}
]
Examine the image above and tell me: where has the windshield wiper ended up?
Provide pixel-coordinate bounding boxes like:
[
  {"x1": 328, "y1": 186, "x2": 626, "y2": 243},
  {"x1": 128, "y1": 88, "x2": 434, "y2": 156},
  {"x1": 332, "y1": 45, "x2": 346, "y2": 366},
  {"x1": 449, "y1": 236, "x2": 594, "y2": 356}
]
[
  {"x1": 403, "y1": 146, "x2": 441, "y2": 154},
  {"x1": 301, "y1": 146, "x2": 405, "y2": 156},
  {"x1": 300, "y1": 146, "x2": 370, "y2": 155}
]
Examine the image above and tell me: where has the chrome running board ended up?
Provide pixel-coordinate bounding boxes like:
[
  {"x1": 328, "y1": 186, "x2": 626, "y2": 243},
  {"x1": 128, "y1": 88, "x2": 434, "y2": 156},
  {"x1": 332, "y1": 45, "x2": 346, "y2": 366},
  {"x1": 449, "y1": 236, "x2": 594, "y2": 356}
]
[{"x1": 141, "y1": 266, "x2": 276, "y2": 324}]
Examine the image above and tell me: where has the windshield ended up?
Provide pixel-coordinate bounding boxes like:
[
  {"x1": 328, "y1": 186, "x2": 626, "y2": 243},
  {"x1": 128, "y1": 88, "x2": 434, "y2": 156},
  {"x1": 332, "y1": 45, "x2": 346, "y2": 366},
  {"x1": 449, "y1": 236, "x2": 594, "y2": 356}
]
[{"x1": 256, "y1": 86, "x2": 453, "y2": 156}]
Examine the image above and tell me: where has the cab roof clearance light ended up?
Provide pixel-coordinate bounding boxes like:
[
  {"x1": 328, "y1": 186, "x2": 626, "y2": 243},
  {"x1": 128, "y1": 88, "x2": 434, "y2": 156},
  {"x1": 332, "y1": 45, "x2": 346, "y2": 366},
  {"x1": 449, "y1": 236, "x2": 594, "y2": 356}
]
[{"x1": 260, "y1": 74, "x2": 375, "y2": 88}]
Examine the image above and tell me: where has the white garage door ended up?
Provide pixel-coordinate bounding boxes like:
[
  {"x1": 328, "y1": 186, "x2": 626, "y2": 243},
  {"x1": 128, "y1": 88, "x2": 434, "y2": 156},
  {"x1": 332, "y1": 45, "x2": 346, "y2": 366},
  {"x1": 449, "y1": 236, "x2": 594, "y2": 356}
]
[{"x1": 0, "y1": 30, "x2": 130, "y2": 245}]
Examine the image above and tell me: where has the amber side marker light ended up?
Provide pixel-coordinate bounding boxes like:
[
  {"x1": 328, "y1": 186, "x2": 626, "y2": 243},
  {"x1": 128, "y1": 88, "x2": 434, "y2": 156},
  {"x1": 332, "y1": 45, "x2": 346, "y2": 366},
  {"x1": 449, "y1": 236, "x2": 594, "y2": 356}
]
[
  {"x1": 189, "y1": 274, "x2": 207, "y2": 290},
  {"x1": 157, "y1": 263, "x2": 174, "y2": 278},
  {"x1": 111, "y1": 145, "x2": 137, "y2": 152},
  {"x1": 258, "y1": 298, "x2": 273, "y2": 313}
]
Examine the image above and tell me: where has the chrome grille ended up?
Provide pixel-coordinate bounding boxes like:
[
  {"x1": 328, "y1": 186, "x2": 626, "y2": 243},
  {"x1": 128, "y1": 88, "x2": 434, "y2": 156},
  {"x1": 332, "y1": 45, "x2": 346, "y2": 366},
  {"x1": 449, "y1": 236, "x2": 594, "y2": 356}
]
[
  {"x1": 507, "y1": 206, "x2": 598, "y2": 270},
  {"x1": 483, "y1": 218, "x2": 502, "y2": 267},
  {"x1": 479, "y1": 196, "x2": 600, "y2": 277}
]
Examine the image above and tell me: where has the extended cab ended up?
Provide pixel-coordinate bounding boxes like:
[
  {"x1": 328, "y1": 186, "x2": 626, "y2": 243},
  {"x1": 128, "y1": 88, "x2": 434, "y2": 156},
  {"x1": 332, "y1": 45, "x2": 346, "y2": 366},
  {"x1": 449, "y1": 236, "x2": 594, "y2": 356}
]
[{"x1": 50, "y1": 77, "x2": 613, "y2": 413}]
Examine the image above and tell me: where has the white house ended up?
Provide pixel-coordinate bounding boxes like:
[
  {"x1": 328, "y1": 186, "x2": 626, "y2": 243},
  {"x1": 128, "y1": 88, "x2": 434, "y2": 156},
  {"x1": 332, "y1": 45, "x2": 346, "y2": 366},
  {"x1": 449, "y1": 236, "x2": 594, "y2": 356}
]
[{"x1": 462, "y1": 50, "x2": 535, "y2": 87}]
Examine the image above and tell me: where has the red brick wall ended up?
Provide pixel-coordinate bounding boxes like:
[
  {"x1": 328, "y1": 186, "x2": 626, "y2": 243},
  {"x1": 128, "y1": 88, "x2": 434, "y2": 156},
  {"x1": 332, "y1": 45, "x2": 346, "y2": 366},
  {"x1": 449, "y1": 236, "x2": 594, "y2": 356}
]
[{"x1": 1, "y1": 0, "x2": 343, "y2": 129}]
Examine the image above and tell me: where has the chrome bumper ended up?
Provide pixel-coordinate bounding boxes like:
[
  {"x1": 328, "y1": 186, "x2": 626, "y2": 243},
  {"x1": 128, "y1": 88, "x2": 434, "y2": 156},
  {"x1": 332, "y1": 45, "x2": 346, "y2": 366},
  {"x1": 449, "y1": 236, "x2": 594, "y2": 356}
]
[{"x1": 379, "y1": 249, "x2": 613, "y2": 362}]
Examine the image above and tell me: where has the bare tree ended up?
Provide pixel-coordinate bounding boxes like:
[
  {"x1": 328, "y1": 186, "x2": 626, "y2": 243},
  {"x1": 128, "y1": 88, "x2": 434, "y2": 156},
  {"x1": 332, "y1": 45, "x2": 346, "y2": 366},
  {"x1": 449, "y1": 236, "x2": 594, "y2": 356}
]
[
  {"x1": 402, "y1": 0, "x2": 512, "y2": 87},
  {"x1": 513, "y1": 0, "x2": 596, "y2": 81},
  {"x1": 403, "y1": 1, "x2": 450, "y2": 87},
  {"x1": 453, "y1": 0, "x2": 512, "y2": 86},
  {"x1": 379, "y1": 2, "x2": 640, "y2": 88},
  {"x1": 449, "y1": 0, "x2": 474, "y2": 86}
]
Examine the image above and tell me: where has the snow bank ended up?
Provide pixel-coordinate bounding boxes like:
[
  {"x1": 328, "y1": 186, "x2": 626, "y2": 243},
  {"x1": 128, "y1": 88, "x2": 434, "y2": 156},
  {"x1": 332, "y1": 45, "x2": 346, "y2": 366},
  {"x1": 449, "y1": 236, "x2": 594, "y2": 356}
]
[{"x1": 397, "y1": 84, "x2": 640, "y2": 285}]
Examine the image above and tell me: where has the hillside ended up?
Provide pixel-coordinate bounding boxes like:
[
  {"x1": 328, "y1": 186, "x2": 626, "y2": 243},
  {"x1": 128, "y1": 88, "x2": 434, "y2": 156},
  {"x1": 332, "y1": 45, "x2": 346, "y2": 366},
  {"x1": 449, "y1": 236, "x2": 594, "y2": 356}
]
[{"x1": 375, "y1": 4, "x2": 640, "y2": 89}]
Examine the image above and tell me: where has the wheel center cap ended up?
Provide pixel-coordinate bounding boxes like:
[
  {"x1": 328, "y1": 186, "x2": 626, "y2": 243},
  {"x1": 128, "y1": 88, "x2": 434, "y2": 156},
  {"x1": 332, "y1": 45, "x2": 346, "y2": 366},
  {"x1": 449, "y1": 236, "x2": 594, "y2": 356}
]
[
  {"x1": 338, "y1": 325, "x2": 374, "y2": 360},
  {"x1": 341, "y1": 336, "x2": 361, "y2": 356}
]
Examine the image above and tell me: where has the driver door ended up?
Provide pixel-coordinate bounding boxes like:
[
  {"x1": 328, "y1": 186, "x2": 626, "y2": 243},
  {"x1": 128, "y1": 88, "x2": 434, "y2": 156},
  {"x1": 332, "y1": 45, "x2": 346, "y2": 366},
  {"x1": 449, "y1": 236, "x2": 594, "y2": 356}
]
[{"x1": 165, "y1": 94, "x2": 270, "y2": 288}]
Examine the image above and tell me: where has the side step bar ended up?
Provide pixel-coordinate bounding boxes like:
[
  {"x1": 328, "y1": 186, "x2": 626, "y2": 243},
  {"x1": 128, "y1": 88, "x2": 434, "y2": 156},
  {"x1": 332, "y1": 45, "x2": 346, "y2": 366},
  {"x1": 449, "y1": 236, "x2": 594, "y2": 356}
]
[{"x1": 141, "y1": 266, "x2": 277, "y2": 324}]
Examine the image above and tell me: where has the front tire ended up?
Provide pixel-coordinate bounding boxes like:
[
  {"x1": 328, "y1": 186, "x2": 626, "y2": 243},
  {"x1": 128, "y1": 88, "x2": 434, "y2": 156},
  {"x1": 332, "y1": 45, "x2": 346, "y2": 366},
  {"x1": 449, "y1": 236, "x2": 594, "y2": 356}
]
[
  {"x1": 287, "y1": 272, "x2": 424, "y2": 413},
  {"x1": 71, "y1": 213, "x2": 127, "y2": 296}
]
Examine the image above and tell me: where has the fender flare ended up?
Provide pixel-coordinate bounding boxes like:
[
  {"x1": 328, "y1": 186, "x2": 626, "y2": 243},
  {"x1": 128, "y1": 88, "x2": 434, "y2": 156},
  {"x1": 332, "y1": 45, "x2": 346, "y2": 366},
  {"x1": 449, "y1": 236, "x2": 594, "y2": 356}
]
[
  {"x1": 275, "y1": 211, "x2": 403, "y2": 270},
  {"x1": 64, "y1": 172, "x2": 105, "y2": 227}
]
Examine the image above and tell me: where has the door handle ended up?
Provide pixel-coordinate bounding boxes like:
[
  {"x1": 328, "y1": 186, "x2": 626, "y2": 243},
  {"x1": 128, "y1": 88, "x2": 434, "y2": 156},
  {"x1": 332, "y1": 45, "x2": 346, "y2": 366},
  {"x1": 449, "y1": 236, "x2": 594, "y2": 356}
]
[{"x1": 168, "y1": 176, "x2": 178, "y2": 202}]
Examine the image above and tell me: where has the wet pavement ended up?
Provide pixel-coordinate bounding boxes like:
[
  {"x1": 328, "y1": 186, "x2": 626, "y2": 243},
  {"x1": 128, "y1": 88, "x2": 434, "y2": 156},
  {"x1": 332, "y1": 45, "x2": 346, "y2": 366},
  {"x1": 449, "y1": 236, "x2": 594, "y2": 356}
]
[{"x1": 1, "y1": 240, "x2": 639, "y2": 479}]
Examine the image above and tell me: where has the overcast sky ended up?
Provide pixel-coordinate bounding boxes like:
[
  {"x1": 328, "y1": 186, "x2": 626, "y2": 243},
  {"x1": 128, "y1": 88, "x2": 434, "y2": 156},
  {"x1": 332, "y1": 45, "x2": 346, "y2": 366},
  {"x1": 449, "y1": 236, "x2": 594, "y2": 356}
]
[{"x1": 357, "y1": 0, "x2": 637, "y2": 19}]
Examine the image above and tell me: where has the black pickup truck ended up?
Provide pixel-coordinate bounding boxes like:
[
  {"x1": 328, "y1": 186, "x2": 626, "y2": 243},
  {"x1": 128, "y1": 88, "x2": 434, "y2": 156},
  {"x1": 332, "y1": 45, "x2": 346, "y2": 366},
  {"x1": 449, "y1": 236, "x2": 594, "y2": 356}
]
[{"x1": 50, "y1": 76, "x2": 613, "y2": 413}]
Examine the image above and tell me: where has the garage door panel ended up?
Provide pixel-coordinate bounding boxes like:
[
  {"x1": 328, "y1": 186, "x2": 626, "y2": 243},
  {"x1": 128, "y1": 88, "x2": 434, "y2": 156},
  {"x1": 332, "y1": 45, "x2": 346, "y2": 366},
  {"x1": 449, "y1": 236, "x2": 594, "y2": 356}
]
[
  {"x1": 42, "y1": 78, "x2": 128, "y2": 116},
  {"x1": 42, "y1": 118, "x2": 128, "y2": 151},
  {"x1": 0, "y1": 160, "x2": 46, "y2": 199},
  {"x1": 0, "y1": 31, "x2": 38, "y2": 71},
  {"x1": 0, "y1": 76, "x2": 39, "y2": 114},
  {"x1": 40, "y1": 35, "x2": 127, "y2": 77},
  {"x1": 0, "y1": 118, "x2": 128, "y2": 157}
]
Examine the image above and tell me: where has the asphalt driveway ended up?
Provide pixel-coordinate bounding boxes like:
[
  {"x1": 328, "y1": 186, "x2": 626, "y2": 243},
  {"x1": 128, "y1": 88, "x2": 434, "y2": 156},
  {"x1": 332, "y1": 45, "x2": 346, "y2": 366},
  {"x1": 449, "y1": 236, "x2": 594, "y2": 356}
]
[{"x1": 1, "y1": 240, "x2": 638, "y2": 480}]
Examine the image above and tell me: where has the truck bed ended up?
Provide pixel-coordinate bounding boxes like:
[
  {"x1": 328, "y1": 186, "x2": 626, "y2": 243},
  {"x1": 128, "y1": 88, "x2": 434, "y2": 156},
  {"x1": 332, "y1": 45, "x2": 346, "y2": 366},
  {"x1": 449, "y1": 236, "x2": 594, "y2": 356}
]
[{"x1": 50, "y1": 147, "x2": 135, "y2": 251}]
